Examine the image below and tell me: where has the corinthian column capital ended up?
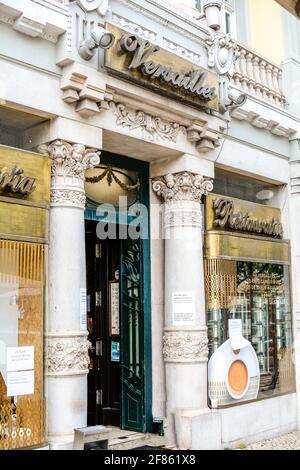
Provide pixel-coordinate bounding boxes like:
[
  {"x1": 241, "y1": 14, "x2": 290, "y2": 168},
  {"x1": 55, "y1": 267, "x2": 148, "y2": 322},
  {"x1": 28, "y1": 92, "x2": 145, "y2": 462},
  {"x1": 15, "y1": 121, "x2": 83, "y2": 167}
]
[
  {"x1": 38, "y1": 139, "x2": 100, "y2": 208},
  {"x1": 152, "y1": 172, "x2": 213, "y2": 203},
  {"x1": 38, "y1": 139, "x2": 100, "y2": 180}
]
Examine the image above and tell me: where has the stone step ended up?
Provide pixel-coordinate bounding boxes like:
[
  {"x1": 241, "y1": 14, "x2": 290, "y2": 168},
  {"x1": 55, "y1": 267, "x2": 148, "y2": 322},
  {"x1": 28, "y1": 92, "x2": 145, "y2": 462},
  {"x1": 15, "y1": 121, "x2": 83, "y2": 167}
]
[{"x1": 109, "y1": 430, "x2": 167, "y2": 450}]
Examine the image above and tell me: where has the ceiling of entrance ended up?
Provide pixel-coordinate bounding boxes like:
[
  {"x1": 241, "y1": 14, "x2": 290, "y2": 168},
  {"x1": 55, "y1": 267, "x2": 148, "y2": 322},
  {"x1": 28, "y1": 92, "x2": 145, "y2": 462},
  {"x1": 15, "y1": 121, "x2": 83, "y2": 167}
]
[{"x1": 103, "y1": 130, "x2": 182, "y2": 162}]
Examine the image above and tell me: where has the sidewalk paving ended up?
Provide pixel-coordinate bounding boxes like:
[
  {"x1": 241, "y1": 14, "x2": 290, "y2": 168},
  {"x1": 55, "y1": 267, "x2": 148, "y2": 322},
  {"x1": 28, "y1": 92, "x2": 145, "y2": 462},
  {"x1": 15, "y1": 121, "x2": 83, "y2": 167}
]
[{"x1": 245, "y1": 432, "x2": 300, "y2": 450}]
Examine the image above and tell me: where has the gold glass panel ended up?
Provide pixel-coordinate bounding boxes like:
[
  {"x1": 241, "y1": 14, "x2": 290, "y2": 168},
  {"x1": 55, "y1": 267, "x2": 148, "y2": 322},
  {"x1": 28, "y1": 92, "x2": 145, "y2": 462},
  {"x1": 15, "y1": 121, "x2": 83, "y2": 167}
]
[{"x1": 0, "y1": 240, "x2": 45, "y2": 450}]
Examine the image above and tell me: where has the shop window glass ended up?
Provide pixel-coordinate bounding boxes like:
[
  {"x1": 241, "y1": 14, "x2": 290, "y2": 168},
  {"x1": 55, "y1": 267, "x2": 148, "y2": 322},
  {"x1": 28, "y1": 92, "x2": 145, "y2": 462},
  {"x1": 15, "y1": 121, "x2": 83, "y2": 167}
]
[
  {"x1": 0, "y1": 240, "x2": 45, "y2": 450},
  {"x1": 205, "y1": 259, "x2": 295, "y2": 398}
]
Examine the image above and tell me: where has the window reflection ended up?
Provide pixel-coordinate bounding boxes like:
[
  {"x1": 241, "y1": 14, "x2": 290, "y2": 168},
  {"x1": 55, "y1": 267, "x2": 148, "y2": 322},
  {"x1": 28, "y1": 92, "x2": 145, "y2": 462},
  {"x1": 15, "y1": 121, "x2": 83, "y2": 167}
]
[{"x1": 205, "y1": 260, "x2": 295, "y2": 398}]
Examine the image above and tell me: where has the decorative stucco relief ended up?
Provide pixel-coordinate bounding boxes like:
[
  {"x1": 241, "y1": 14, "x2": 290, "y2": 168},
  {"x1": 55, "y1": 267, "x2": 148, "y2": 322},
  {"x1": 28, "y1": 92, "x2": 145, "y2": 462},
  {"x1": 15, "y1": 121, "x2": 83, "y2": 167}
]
[
  {"x1": 164, "y1": 205, "x2": 203, "y2": 229},
  {"x1": 112, "y1": 14, "x2": 157, "y2": 41},
  {"x1": 38, "y1": 140, "x2": 100, "y2": 179},
  {"x1": 50, "y1": 188, "x2": 86, "y2": 208},
  {"x1": 110, "y1": 102, "x2": 187, "y2": 143},
  {"x1": 163, "y1": 329, "x2": 209, "y2": 363},
  {"x1": 152, "y1": 172, "x2": 213, "y2": 203},
  {"x1": 45, "y1": 334, "x2": 91, "y2": 376},
  {"x1": 162, "y1": 38, "x2": 202, "y2": 66}
]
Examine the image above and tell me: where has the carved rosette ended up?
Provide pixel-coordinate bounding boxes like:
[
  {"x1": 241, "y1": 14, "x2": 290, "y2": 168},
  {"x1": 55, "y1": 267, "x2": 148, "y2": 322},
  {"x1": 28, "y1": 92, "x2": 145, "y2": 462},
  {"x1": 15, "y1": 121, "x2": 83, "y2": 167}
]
[
  {"x1": 163, "y1": 328, "x2": 209, "y2": 363},
  {"x1": 45, "y1": 333, "x2": 91, "y2": 377},
  {"x1": 38, "y1": 139, "x2": 100, "y2": 208},
  {"x1": 152, "y1": 172, "x2": 213, "y2": 203}
]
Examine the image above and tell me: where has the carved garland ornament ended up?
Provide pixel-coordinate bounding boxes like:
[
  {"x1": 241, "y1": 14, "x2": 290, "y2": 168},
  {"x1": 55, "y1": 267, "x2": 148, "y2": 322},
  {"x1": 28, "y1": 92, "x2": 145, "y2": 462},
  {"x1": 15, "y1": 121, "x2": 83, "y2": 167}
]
[
  {"x1": 152, "y1": 172, "x2": 213, "y2": 203},
  {"x1": 163, "y1": 330, "x2": 209, "y2": 363},
  {"x1": 38, "y1": 140, "x2": 100, "y2": 179},
  {"x1": 46, "y1": 335, "x2": 91, "y2": 376},
  {"x1": 110, "y1": 102, "x2": 186, "y2": 143}
]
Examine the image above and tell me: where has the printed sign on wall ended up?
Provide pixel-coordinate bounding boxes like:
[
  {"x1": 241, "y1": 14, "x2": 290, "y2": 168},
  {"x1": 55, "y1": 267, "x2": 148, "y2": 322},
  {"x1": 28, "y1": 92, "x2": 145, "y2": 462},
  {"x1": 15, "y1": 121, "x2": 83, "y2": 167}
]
[
  {"x1": 172, "y1": 291, "x2": 196, "y2": 326},
  {"x1": 80, "y1": 288, "x2": 87, "y2": 331}
]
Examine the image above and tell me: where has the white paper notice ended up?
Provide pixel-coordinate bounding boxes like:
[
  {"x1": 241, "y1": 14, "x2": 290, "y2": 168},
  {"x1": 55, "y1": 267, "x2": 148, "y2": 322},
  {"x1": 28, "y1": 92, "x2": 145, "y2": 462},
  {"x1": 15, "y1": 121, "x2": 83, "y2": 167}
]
[
  {"x1": 172, "y1": 291, "x2": 196, "y2": 326},
  {"x1": 229, "y1": 319, "x2": 243, "y2": 338},
  {"x1": 7, "y1": 346, "x2": 34, "y2": 372},
  {"x1": 80, "y1": 288, "x2": 87, "y2": 331},
  {"x1": 229, "y1": 319, "x2": 250, "y2": 350},
  {"x1": 7, "y1": 370, "x2": 34, "y2": 397}
]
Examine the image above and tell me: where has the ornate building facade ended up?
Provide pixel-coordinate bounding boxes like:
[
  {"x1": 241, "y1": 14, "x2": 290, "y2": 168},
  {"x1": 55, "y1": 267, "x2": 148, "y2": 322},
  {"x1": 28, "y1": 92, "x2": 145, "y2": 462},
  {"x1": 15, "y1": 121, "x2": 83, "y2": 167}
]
[{"x1": 0, "y1": 0, "x2": 299, "y2": 450}]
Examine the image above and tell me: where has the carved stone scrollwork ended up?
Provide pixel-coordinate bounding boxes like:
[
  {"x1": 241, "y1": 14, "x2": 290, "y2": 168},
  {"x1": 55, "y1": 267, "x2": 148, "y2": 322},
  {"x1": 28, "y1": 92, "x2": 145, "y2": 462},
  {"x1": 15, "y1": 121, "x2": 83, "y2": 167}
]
[
  {"x1": 38, "y1": 140, "x2": 100, "y2": 179},
  {"x1": 206, "y1": 33, "x2": 239, "y2": 76},
  {"x1": 152, "y1": 172, "x2": 213, "y2": 203},
  {"x1": 38, "y1": 139, "x2": 100, "y2": 208},
  {"x1": 163, "y1": 328, "x2": 209, "y2": 363},
  {"x1": 50, "y1": 188, "x2": 87, "y2": 208},
  {"x1": 110, "y1": 102, "x2": 186, "y2": 143},
  {"x1": 206, "y1": 33, "x2": 247, "y2": 114},
  {"x1": 45, "y1": 333, "x2": 91, "y2": 377}
]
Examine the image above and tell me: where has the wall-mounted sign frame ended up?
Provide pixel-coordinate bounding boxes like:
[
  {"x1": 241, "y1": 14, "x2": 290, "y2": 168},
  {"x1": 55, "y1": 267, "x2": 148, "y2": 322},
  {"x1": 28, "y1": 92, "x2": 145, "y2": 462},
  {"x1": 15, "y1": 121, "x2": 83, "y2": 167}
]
[
  {"x1": 105, "y1": 23, "x2": 219, "y2": 112},
  {"x1": 109, "y1": 281, "x2": 120, "y2": 336}
]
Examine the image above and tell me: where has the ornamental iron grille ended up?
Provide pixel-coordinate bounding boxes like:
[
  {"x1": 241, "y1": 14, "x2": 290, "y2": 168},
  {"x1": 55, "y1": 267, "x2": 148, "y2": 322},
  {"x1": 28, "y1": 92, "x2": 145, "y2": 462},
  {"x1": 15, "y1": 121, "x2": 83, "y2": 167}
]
[{"x1": 120, "y1": 238, "x2": 145, "y2": 431}]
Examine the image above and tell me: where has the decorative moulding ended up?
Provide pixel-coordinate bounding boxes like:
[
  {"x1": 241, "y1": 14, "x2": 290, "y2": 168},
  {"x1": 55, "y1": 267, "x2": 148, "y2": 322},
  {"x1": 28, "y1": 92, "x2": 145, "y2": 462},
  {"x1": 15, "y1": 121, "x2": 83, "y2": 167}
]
[
  {"x1": 109, "y1": 15, "x2": 203, "y2": 67},
  {"x1": 152, "y1": 172, "x2": 214, "y2": 203},
  {"x1": 45, "y1": 332, "x2": 91, "y2": 376},
  {"x1": 110, "y1": 102, "x2": 187, "y2": 143},
  {"x1": 231, "y1": 108, "x2": 297, "y2": 140},
  {"x1": 111, "y1": 14, "x2": 157, "y2": 42},
  {"x1": 187, "y1": 120, "x2": 222, "y2": 153},
  {"x1": 60, "y1": 62, "x2": 113, "y2": 117},
  {"x1": 0, "y1": 0, "x2": 67, "y2": 43},
  {"x1": 38, "y1": 139, "x2": 100, "y2": 179},
  {"x1": 162, "y1": 328, "x2": 209, "y2": 363}
]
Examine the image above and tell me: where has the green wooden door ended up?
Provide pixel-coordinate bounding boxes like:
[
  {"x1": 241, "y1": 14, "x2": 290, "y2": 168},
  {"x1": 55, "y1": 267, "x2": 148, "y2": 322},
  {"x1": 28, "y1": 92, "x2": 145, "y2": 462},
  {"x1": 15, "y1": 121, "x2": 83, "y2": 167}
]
[{"x1": 120, "y1": 238, "x2": 145, "y2": 432}]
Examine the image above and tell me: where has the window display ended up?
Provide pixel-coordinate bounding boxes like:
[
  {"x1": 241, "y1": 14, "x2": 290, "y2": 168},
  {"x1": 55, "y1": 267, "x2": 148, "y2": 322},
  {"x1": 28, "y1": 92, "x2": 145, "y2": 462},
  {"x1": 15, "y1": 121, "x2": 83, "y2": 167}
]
[
  {"x1": 0, "y1": 240, "x2": 46, "y2": 450},
  {"x1": 205, "y1": 259, "x2": 295, "y2": 400}
]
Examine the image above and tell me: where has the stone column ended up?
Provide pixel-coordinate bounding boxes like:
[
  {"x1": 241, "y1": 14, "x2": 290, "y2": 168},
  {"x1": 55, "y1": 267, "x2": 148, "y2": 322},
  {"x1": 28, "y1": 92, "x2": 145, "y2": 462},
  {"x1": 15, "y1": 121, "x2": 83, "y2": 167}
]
[
  {"x1": 289, "y1": 139, "x2": 300, "y2": 430},
  {"x1": 152, "y1": 172, "x2": 213, "y2": 448},
  {"x1": 39, "y1": 140, "x2": 100, "y2": 449}
]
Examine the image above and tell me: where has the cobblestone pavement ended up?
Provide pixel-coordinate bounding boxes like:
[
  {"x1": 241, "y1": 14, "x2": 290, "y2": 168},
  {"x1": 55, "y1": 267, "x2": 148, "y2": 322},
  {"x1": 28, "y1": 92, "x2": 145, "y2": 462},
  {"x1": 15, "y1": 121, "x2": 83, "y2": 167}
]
[{"x1": 245, "y1": 432, "x2": 300, "y2": 450}]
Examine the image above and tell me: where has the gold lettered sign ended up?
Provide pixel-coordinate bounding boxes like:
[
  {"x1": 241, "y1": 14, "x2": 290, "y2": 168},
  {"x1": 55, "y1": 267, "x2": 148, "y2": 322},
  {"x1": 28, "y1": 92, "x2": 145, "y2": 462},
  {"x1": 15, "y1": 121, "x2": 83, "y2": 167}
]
[
  {"x1": 206, "y1": 194, "x2": 283, "y2": 239},
  {"x1": 105, "y1": 23, "x2": 219, "y2": 112},
  {"x1": 0, "y1": 145, "x2": 51, "y2": 241},
  {"x1": 205, "y1": 194, "x2": 289, "y2": 264}
]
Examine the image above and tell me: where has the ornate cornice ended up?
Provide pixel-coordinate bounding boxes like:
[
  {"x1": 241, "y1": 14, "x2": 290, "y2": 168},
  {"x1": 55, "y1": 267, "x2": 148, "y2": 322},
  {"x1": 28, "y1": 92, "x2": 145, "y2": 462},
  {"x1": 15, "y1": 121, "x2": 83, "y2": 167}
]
[
  {"x1": 45, "y1": 332, "x2": 91, "y2": 377},
  {"x1": 231, "y1": 108, "x2": 297, "y2": 140},
  {"x1": 163, "y1": 328, "x2": 209, "y2": 363},
  {"x1": 112, "y1": 13, "x2": 157, "y2": 42},
  {"x1": 110, "y1": 102, "x2": 187, "y2": 143},
  {"x1": 38, "y1": 140, "x2": 100, "y2": 179},
  {"x1": 0, "y1": 1, "x2": 67, "y2": 44},
  {"x1": 152, "y1": 172, "x2": 213, "y2": 203}
]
